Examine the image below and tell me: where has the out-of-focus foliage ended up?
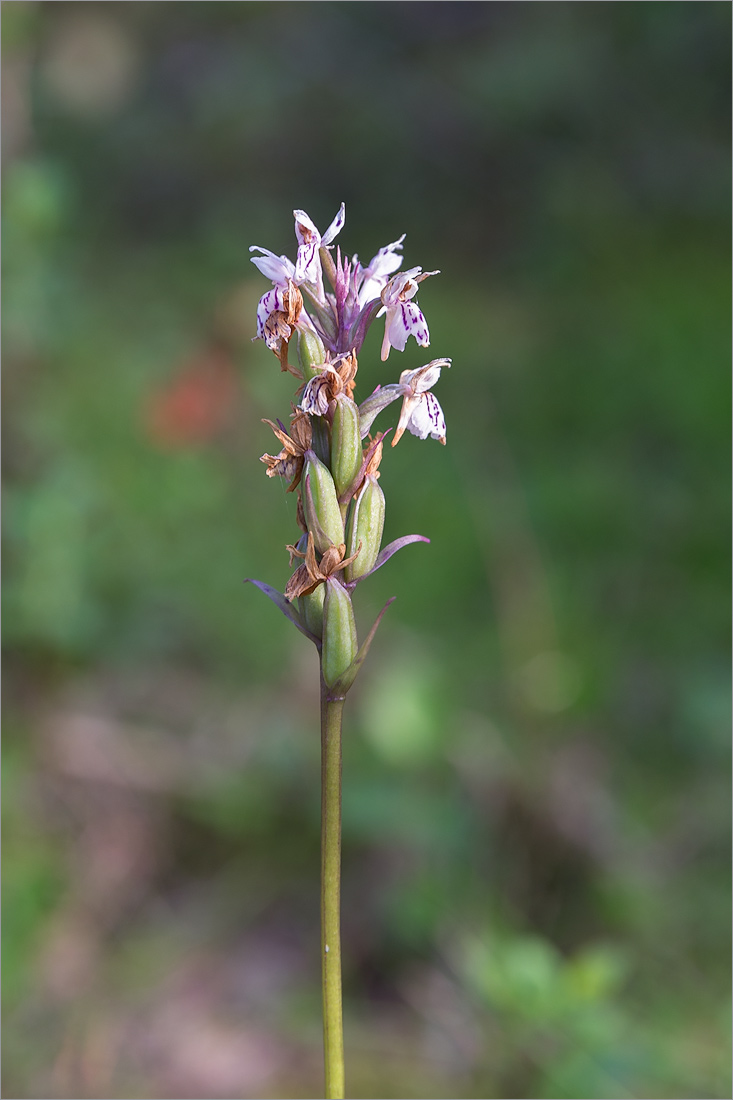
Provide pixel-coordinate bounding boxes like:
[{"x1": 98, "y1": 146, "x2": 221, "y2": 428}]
[{"x1": 2, "y1": 3, "x2": 730, "y2": 1098}]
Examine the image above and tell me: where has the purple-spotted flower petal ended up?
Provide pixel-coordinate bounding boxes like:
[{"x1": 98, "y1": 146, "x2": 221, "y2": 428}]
[
  {"x1": 256, "y1": 285, "x2": 288, "y2": 343},
  {"x1": 379, "y1": 267, "x2": 439, "y2": 361},
  {"x1": 393, "y1": 358, "x2": 451, "y2": 446},
  {"x1": 404, "y1": 392, "x2": 446, "y2": 443}
]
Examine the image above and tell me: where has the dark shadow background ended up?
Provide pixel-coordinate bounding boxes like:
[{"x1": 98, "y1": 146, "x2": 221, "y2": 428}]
[{"x1": 3, "y1": 3, "x2": 730, "y2": 1098}]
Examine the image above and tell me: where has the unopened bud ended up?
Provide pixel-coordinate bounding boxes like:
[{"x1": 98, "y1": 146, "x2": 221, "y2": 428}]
[
  {"x1": 297, "y1": 327, "x2": 326, "y2": 382},
  {"x1": 331, "y1": 395, "x2": 362, "y2": 499},
  {"x1": 345, "y1": 475, "x2": 385, "y2": 582},
  {"x1": 303, "y1": 452, "x2": 345, "y2": 553},
  {"x1": 322, "y1": 577, "x2": 358, "y2": 687}
]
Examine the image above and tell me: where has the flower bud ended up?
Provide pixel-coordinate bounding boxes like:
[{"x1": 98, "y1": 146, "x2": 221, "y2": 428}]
[
  {"x1": 344, "y1": 475, "x2": 385, "y2": 582},
  {"x1": 297, "y1": 327, "x2": 326, "y2": 381},
  {"x1": 322, "y1": 577, "x2": 358, "y2": 687},
  {"x1": 303, "y1": 452, "x2": 344, "y2": 553},
  {"x1": 299, "y1": 582, "x2": 325, "y2": 639},
  {"x1": 331, "y1": 395, "x2": 362, "y2": 499}
]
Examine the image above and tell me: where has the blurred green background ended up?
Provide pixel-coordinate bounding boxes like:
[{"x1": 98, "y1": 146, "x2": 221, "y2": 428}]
[{"x1": 3, "y1": 3, "x2": 730, "y2": 1098}]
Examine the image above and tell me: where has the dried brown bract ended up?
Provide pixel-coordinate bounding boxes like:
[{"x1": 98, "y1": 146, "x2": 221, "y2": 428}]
[
  {"x1": 284, "y1": 533, "x2": 361, "y2": 601},
  {"x1": 260, "y1": 409, "x2": 313, "y2": 492}
]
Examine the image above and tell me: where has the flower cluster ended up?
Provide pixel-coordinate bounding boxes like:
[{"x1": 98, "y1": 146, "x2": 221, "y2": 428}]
[
  {"x1": 251, "y1": 204, "x2": 439, "y2": 367},
  {"x1": 247, "y1": 204, "x2": 451, "y2": 693}
]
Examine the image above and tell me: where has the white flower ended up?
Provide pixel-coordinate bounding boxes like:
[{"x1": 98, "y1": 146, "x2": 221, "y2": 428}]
[
  {"x1": 379, "y1": 267, "x2": 439, "y2": 361},
  {"x1": 293, "y1": 203, "x2": 345, "y2": 287},
  {"x1": 355, "y1": 234, "x2": 405, "y2": 307},
  {"x1": 393, "y1": 358, "x2": 451, "y2": 446}
]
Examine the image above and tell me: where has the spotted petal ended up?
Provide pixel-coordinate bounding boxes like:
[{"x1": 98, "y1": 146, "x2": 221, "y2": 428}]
[
  {"x1": 380, "y1": 301, "x2": 430, "y2": 361},
  {"x1": 256, "y1": 286, "x2": 287, "y2": 340},
  {"x1": 406, "y1": 392, "x2": 446, "y2": 443}
]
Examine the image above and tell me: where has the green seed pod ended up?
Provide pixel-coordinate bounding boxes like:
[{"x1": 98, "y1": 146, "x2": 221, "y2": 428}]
[
  {"x1": 304, "y1": 453, "x2": 345, "y2": 553},
  {"x1": 344, "y1": 476, "x2": 386, "y2": 581},
  {"x1": 297, "y1": 328, "x2": 326, "y2": 381},
  {"x1": 331, "y1": 395, "x2": 362, "y2": 499},
  {"x1": 299, "y1": 582, "x2": 325, "y2": 639},
  {"x1": 322, "y1": 578, "x2": 358, "y2": 687}
]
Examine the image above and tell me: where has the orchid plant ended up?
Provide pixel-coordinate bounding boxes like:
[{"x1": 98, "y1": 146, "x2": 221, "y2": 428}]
[{"x1": 246, "y1": 204, "x2": 450, "y2": 1099}]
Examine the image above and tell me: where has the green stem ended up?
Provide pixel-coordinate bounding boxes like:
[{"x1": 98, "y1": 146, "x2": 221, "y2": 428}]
[{"x1": 320, "y1": 678, "x2": 345, "y2": 1099}]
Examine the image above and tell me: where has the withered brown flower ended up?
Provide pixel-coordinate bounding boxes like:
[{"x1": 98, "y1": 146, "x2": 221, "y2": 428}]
[
  {"x1": 260, "y1": 409, "x2": 312, "y2": 492},
  {"x1": 263, "y1": 280, "x2": 305, "y2": 376},
  {"x1": 299, "y1": 350, "x2": 358, "y2": 415},
  {"x1": 284, "y1": 533, "x2": 361, "y2": 602}
]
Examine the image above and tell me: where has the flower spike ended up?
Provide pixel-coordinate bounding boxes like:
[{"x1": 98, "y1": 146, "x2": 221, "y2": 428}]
[{"x1": 246, "y1": 204, "x2": 451, "y2": 1099}]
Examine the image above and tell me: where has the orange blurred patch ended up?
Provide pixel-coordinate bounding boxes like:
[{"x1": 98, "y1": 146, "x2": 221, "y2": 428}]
[{"x1": 144, "y1": 345, "x2": 237, "y2": 449}]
